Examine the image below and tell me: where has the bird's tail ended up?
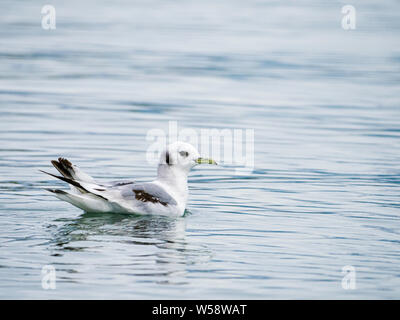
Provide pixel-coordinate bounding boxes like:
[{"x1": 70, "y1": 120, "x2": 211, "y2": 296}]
[
  {"x1": 42, "y1": 158, "x2": 111, "y2": 212},
  {"x1": 40, "y1": 169, "x2": 109, "y2": 200},
  {"x1": 42, "y1": 158, "x2": 141, "y2": 214},
  {"x1": 51, "y1": 158, "x2": 96, "y2": 183}
]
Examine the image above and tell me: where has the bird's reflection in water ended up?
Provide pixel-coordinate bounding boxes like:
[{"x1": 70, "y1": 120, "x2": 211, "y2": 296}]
[{"x1": 50, "y1": 211, "x2": 211, "y2": 285}]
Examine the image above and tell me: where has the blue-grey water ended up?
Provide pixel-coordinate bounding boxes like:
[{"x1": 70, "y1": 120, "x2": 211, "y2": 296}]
[{"x1": 0, "y1": 0, "x2": 400, "y2": 299}]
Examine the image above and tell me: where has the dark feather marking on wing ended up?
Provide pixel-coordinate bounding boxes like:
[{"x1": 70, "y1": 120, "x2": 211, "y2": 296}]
[
  {"x1": 51, "y1": 160, "x2": 73, "y2": 179},
  {"x1": 112, "y1": 181, "x2": 135, "y2": 187},
  {"x1": 119, "y1": 183, "x2": 177, "y2": 206},
  {"x1": 133, "y1": 190, "x2": 169, "y2": 206}
]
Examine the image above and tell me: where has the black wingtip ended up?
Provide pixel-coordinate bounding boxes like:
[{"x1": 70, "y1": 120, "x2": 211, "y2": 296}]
[
  {"x1": 58, "y1": 157, "x2": 72, "y2": 167},
  {"x1": 40, "y1": 169, "x2": 83, "y2": 190},
  {"x1": 45, "y1": 188, "x2": 68, "y2": 194},
  {"x1": 40, "y1": 169, "x2": 54, "y2": 176},
  {"x1": 51, "y1": 158, "x2": 74, "y2": 179}
]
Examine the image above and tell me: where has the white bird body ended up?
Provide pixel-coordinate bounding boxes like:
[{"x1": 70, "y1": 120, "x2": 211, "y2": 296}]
[{"x1": 42, "y1": 142, "x2": 216, "y2": 217}]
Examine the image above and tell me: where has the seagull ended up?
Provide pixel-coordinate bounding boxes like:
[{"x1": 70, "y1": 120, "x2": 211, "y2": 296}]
[{"x1": 41, "y1": 142, "x2": 217, "y2": 216}]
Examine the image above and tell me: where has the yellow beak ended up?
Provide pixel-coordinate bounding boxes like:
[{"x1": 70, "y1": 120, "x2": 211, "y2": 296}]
[{"x1": 196, "y1": 157, "x2": 218, "y2": 165}]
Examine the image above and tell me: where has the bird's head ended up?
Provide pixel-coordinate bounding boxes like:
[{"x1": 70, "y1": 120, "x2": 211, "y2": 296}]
[{"x1": 159, "y1": 141, "x2": 217, "y2": 174}]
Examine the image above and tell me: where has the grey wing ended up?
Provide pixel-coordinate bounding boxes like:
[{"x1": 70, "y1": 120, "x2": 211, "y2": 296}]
[{"x1": 119, "y1": 182, "x2": 177, "y2": 206}]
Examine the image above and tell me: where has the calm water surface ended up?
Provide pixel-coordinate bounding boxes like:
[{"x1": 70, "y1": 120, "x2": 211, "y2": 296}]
[{"x1": 0, "y1": 0, "x2": 400, "y2": 299}]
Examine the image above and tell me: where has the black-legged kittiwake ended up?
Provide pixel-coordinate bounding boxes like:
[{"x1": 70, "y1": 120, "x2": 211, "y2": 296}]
[{"x1": 41, "y1": 142, "x2": 217, "y2": 216}]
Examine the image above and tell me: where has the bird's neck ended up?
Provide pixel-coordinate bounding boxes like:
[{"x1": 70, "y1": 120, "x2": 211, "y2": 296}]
[{"x1": 155, "y1": 164, "x2": 189, "y2": 202}]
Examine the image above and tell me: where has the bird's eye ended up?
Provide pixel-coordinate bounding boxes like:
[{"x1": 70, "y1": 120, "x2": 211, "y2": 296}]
[{"x1": 179, "y1": 151, "x2": 189, "y2": 157}]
